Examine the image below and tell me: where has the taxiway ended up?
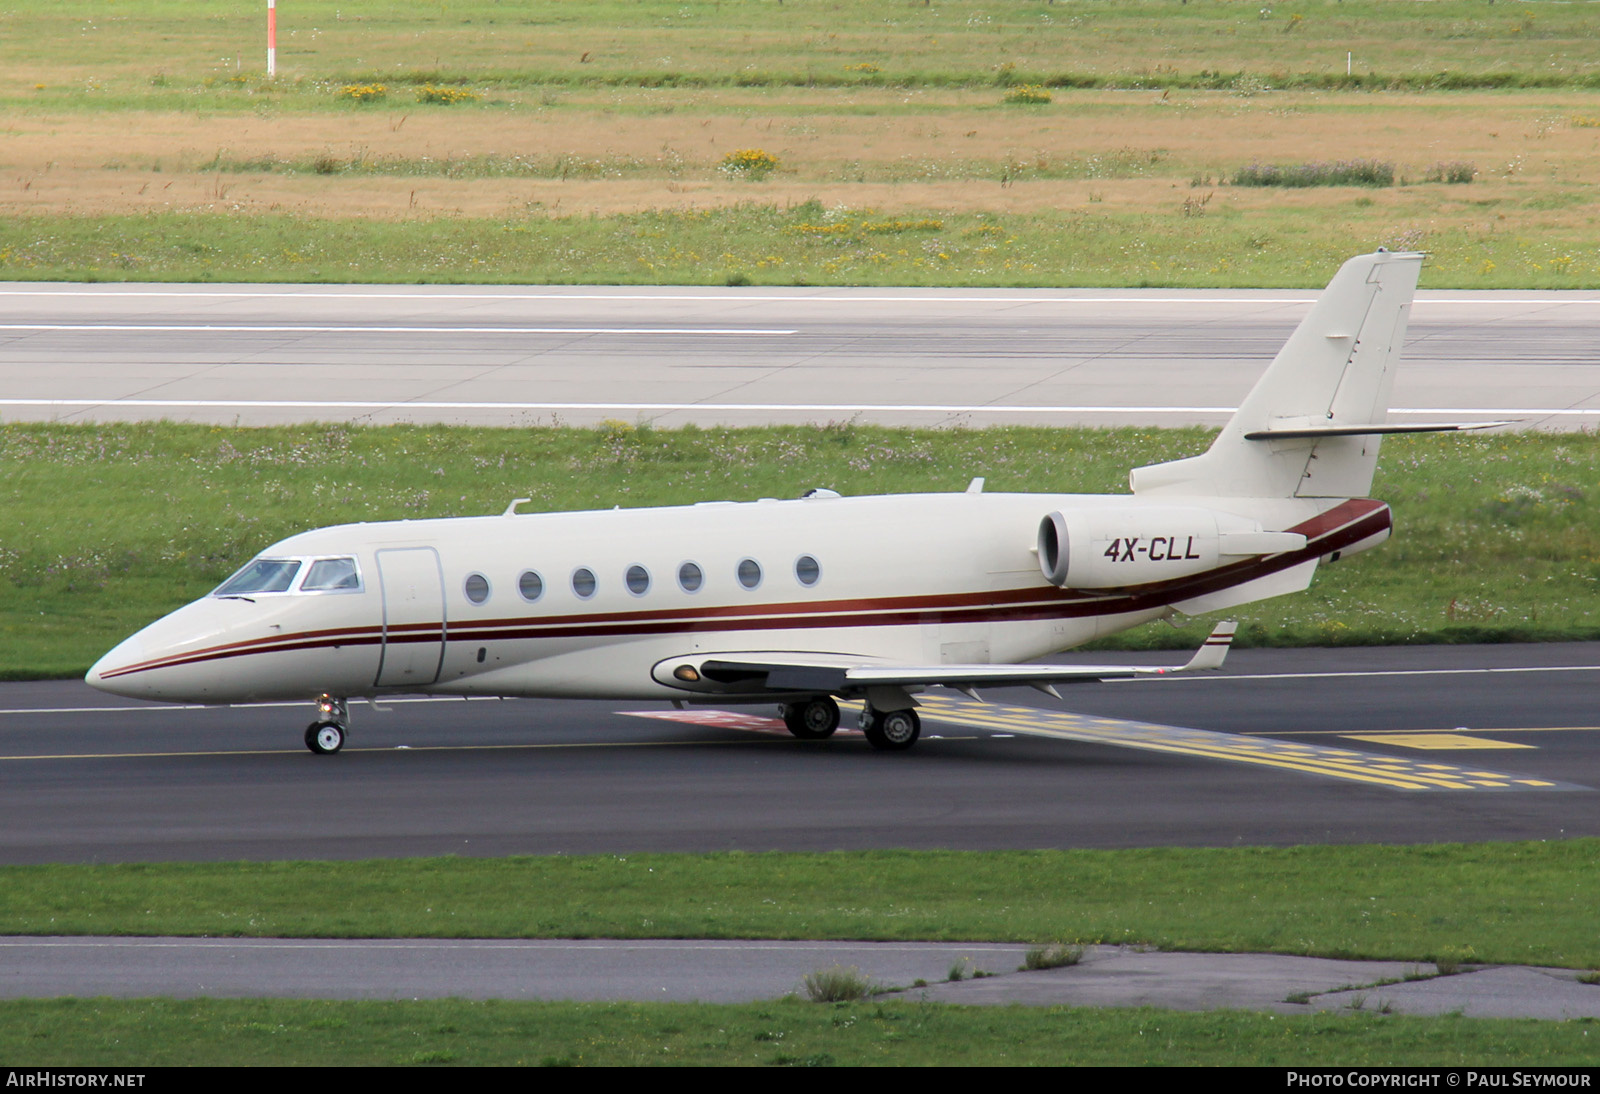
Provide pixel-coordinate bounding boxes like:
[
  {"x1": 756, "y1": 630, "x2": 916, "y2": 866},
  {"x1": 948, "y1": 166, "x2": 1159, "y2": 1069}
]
[{"x1": 3, "y1": 644, "x2": 1595, "y2": 865}]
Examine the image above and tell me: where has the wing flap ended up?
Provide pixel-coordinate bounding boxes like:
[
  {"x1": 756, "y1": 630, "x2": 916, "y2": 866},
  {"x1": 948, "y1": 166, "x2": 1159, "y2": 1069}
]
[{"x1": 659, "y1": 622, "x2": 1237, "y2": 695}]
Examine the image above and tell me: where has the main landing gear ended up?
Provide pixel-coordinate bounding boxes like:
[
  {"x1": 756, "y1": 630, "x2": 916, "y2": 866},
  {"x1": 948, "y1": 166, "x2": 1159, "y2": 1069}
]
[
  {"x1": 779, "y1": 696, "x2": 921, "y2": 751},
  {"x1": 861, "y1": 705, "x2": 920, "y2": 752},
  {"x1": 305, "y1": 694, "x2": 349, "y2": 755},
  {"x1": 781, "y1": 696, "x2": 841, "y2": 739}
]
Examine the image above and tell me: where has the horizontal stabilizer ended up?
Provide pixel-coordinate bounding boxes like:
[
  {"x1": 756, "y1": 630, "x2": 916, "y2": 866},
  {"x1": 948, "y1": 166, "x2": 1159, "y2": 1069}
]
[{"x1": 1244, "y1": 420, "x2": 1515, "y2": 441}]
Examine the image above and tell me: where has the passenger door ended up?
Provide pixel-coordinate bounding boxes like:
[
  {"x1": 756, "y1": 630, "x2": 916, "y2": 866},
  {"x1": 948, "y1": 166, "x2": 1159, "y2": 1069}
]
[{"x1": 374, "y1": 547, "x2": 446, "y2": 688}]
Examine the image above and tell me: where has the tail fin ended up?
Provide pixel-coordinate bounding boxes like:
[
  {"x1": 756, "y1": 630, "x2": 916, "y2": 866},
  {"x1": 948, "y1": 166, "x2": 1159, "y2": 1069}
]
[{"x1": 1130, "y1": 250, "x2": 1424, "y2": 499}]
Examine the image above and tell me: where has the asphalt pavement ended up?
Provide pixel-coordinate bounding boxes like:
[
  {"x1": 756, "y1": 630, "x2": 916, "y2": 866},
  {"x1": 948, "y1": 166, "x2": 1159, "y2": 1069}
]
[
  {"x1": 5, "y1": 283, "x2": 1600, "y2": 428},
  {"x1": 4, "y1": 937, "x2": 1596, "y2": 1019}
]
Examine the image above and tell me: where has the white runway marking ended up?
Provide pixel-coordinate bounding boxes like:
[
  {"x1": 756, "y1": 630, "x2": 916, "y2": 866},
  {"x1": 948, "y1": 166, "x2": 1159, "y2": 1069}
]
[
  {"x1": 0, "y1": 323, "x2": 795, "y2": 336},
  {"x1": 0, "y1": 399, "x2": 1591, "y2": 417}
]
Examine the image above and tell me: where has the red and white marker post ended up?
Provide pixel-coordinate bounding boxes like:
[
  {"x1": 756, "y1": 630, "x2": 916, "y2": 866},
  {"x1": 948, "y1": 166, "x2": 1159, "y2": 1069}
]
[{"x1": 267, "y1": 0, "x2": 277, "y2": 78}]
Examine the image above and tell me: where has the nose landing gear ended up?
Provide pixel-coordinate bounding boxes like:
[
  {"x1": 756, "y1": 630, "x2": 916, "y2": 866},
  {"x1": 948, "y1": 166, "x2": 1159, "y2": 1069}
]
[{"x1": 305, "y1": 694, "x2": 349, "y2": 755}]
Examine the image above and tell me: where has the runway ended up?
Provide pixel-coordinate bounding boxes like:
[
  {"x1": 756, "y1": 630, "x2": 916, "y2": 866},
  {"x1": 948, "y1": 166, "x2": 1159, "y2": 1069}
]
[
  {"x1": 2, "y1": 283, "x2": 1599, "y2": 428},
  {"x1": 3, "y1": 644, "x2": 1596, "y2": 864}
]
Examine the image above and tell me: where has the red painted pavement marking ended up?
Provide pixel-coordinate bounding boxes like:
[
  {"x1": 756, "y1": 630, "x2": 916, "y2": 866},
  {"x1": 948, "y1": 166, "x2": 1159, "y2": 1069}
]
[
  {"x1": 621, "y1": 709, "x2": 790, "y2": 734},
  {"x1": 619, "y1": 709, "x2": 862, "y2": 736}
]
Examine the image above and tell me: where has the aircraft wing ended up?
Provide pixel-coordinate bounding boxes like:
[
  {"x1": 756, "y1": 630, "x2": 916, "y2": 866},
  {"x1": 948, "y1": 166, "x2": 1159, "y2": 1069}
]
[{"x1": 663, "y1": 622, "x2": 1236, "y2": 697}]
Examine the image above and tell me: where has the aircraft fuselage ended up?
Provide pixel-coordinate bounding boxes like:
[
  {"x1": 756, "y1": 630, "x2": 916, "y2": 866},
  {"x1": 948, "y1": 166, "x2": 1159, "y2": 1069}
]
[{"x1": 87, "y1": 489, "x2": 1388, "y2": 705}]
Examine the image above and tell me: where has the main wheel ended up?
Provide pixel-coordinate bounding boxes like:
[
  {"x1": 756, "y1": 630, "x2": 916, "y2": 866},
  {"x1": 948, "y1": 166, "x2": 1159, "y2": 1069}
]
[
  {"x1": 782, "y1": 697, "x2": 840, "y2": 739},
  {"x1": 305, "y1": 720, "x2": 346, "y2": 755},
  {"x1": 864, "y1": 708, "x2": 920, "y2": 751}
]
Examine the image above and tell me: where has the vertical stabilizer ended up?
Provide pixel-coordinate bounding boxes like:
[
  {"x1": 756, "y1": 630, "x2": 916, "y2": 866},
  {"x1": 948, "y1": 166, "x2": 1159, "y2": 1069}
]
[{"x1": 1130, "y1": 251, "x2": 1423, "y2": 499}]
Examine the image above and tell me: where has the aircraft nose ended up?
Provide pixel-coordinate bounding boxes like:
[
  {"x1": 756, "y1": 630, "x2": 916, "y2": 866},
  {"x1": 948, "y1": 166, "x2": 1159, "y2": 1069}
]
[
  {"x1": 85, "y1": 634, "x2": 151, "y2": 698},
  {"x1": 85, "y1": 596, "x2": 291, "y2": 704}
]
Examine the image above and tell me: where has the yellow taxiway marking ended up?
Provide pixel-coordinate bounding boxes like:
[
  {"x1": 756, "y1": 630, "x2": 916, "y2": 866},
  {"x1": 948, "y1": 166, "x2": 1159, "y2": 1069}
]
[
  {"x1": 1239, "y1": 725, "x2": 1600, "y2": 737},
  {"x1": 910, "y1": 696, "x2": 1572, "y2": 792},
  {"x1": 1343, "y1": 733, "x2": 1535, "y2": 751}
]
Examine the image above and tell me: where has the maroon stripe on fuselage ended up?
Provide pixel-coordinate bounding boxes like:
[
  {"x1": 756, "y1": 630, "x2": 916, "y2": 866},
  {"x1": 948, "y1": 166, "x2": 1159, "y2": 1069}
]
[{"x1": 102, "y1": 499, "x2": 1388, "y2": 679}]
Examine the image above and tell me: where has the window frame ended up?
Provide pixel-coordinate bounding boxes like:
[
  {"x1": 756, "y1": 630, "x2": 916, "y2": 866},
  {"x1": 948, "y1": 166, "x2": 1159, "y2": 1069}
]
[
  {"x1": 736, "y1": 557, "x2": 763, "y2": 591},
  {"x1": 793, "y1": 553, "x2": 822, "y2": 588},
  {"x1": 463, "y1": 572, "x2": 492, "y2": 605},
  {"x1": 677, "y1": 560, "x2": 704, "y2": 594},
  {"x1": 625, "y1": 564, "x2": 652, "y2": 598}
]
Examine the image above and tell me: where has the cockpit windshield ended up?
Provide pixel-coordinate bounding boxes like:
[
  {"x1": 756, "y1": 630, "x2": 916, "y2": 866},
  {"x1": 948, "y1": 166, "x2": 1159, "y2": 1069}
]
[
  {"x1": 213, "y1": 556, "x2": 364, "y2": 597},
  {"x1": 300, "y1": 557, "x2": 362, "y2": 592},
  {"x1": 214, "y1": 558, "x2": 303, "y2": 597}
]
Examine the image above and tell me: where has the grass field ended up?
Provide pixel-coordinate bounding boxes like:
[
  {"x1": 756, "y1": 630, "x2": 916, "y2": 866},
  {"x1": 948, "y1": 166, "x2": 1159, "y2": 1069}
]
[
  {"x1": 9, "y1": 0, "x2": 1600, "y2": 97},
  {"x1": 6, "y1": 844, "x2": 1598, "y2": 968},
  {"x1": 4, "y1": 843, "x2": 1598, "y2": 1065},
  {"x1": 5, "y1": 997, "x2": 1595, "y2": 1067},
  {"x1": 4, "y1": 193, "x2": 1598, "y2": 288},
  {"x1": 2, "y1": 1, "x2": 1599, "y2": 285},
  {"x1": 4, "y1": 422, "x2": 1599, "y2": 677}
]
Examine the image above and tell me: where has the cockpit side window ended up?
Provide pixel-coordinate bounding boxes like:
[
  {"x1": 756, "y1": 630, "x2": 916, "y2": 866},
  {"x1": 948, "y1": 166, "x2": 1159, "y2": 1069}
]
[
  {"x1": 300, "y1": 557, "x2": 363, "y2": 593},
  {"x1": 214, "y1": 557, "x2": 303, "y2": 596}
]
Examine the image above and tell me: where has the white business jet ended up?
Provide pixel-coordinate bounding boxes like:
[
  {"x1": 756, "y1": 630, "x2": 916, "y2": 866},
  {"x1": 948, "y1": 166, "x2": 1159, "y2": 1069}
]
[{"x1": 87, "y1": 250, "x2": 1487, "y2": 754}]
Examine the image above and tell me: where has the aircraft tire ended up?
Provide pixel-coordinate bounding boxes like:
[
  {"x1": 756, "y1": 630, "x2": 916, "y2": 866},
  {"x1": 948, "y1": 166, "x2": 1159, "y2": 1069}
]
[
  {"x1": 305, "y1": 721, "x2": 346, "y2": 755},
  {"x1": 783, "y1": 697, "x2": 840, "y2": 739},
  {"x1": 864, "y1": 708, "x2": 920, "y2": 751}
]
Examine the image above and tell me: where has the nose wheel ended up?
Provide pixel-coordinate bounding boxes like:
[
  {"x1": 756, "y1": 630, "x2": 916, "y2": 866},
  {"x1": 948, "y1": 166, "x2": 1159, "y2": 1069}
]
[
  {"x1": 305, "y1": 721, "x2": 346, "y2": 754},
  {"x1": 304, "y1": 695, "x2": 349, "y2": 755}
]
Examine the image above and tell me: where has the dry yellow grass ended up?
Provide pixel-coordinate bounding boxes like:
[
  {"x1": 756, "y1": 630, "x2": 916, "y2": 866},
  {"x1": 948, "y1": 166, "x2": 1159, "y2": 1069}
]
[{"x1": 2, "y1": 88, "x2": 1596, "y2": 224}]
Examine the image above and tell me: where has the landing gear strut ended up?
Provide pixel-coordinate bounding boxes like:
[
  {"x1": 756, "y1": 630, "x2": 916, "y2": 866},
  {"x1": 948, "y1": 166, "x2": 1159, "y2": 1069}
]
[
  {"x1": 861, "y1": 704, "x2": 920, "y2": 751},
  {"x1": 304, "y1": 694, "x2": 348, "y2": 755},
  {"x1": 781, "y1": 697, "x2": 841, "y2": 739}
]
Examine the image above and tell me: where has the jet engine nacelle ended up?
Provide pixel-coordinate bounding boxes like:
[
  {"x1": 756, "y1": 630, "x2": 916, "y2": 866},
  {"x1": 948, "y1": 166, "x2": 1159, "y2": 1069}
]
[{"x1": 1037, "y1": 507, "x2": 1306, "y2": 589}]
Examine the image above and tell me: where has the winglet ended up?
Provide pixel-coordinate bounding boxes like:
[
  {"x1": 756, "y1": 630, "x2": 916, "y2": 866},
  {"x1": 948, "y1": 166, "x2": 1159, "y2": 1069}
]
[{"x1": 1179, "y1": 621, "x2": 1237, "y2": 672}]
